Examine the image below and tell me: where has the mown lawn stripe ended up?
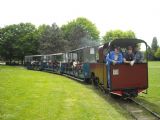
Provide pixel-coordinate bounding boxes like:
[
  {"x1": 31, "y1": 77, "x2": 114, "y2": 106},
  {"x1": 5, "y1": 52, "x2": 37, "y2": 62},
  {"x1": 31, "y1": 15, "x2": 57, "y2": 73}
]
[{"x1": 0, "y1": 66, "x2": 132, "y2": 120}]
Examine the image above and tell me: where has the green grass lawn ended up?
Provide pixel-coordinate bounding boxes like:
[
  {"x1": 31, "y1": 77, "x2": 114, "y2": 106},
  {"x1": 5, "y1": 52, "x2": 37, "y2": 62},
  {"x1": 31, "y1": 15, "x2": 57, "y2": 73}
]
[
  {"x1": 0, "y1": 66, "x2": 132, "y2": 120},
  {"x1": 136, "y1": 61, "x2": 160, "y2": 114}
]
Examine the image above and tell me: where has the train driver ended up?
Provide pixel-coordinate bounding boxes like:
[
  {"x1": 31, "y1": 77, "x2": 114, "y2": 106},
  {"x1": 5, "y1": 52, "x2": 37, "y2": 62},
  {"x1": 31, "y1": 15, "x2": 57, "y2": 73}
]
[{"x1": 106, "y1": 46, "x2": 123, "y2": 88}]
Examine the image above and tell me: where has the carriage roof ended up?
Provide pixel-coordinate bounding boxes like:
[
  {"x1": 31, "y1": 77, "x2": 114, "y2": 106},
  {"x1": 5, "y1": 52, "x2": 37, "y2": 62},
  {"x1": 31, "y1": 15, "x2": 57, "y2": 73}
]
[
  {"x1": 44, "y1": 53, "x2": 64, "y2": 56},
  {"x1": 25, "y1": 55, "x2": 43, "y2": 57},
  {"x1": 103, "y1": 38, "x2": 148, "y2": 49}
]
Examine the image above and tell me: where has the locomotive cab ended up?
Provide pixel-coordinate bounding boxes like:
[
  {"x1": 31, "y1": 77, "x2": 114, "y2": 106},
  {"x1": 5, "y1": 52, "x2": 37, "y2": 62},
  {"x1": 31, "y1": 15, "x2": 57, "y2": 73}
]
[
  {"x1": 105, "y1": 39, "x2": 148, "y2": 97},
  {"x1": 89, "y1": 38, "x2": 148, "y2": 97}
]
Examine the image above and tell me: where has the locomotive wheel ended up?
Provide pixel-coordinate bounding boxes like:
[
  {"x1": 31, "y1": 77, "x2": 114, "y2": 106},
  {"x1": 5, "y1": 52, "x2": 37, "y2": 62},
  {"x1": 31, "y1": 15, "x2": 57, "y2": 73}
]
[
  {"x1": 94, "y1": 77, "x2": 99, "y2": 87},
  {"x1": 91, "y1": 74, "x2": 95, "y2": 85},
  {"x1": 91, "y1": 73, "x2": 98, "y2": 87},
  {"x1": 84, "y1": 78, "x2": 91, "y2": 84}
]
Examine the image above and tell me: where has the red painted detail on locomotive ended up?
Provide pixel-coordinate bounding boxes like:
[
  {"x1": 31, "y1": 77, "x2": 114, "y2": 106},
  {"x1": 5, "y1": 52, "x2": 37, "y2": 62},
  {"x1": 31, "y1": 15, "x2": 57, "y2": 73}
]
[
  {"x1": 110, "y1": 63, "x2": 148, "y2": 91},
  {"x1": 111, "y1": 89, "x2": 146, "y2": 96}
]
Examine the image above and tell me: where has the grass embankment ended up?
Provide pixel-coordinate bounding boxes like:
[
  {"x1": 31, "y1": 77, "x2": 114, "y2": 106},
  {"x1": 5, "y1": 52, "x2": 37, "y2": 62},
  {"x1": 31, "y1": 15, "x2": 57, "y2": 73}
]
[
  {"x1": 137, "y1": 61, "x2": 160, "y2": 114},
  {"x1": 0, "y1": 66, "x2": 132, "y2": 120}
]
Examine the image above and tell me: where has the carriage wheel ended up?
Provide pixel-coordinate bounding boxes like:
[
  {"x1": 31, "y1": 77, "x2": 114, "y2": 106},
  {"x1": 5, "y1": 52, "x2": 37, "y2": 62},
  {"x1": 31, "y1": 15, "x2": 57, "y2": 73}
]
[{"x1": 91, "y1": 73, "x2": 98, "y2": 87}]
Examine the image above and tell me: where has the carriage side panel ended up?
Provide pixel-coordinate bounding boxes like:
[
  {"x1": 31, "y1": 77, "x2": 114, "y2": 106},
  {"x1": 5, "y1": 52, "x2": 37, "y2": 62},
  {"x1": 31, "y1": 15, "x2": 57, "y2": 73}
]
[
  {"x1": 90, "y1": 63, "x2": 108, "y2": 88},
  {"x1": 110, "y1": 63, "x2": 148, "y2": 91}
]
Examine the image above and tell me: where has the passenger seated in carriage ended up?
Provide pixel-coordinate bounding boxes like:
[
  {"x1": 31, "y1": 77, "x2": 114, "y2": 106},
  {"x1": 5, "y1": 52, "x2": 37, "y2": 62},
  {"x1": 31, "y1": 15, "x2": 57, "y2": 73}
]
[{"x1": 72, "y1": 60, "x2": 77, "y2": 68}]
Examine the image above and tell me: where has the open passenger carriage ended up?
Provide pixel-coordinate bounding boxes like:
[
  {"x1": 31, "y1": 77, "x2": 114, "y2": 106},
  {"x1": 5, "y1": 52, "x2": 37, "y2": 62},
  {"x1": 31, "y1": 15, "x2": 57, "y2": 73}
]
[
  {"x1": 24, "y1": 55, "x2": 43, "y2": 70},
  {"x1": 61, "y1": 46, "x2": 98, "y2": 81},
  {"x1": 42, "y1": 53, "x2": 66, "y2": 73}
]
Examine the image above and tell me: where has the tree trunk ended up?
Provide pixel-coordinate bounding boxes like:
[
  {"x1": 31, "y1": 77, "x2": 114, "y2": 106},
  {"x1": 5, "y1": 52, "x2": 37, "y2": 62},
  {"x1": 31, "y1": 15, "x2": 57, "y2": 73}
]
[
  {"x1": 9, "y1": 59, "x2": 12, "y2": 65},
  {"x1": 21, "y1": 58, "x2": 24, "y2": 65}
]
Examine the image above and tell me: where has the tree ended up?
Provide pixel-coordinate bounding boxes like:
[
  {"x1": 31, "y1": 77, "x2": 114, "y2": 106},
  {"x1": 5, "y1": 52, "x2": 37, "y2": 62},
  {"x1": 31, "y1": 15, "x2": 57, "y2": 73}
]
[
  {"x1": 103, "y1": 30, "x2": 136, "y2": 43},
  {"x1": 0, "y1": 23, "x2": 39, "y2": 64},
  {"x1": 123, "y1": 30, "x2": 136, "y2": 38},
  {"x1": 76, "y1": 17, "x2": 100, "y2": 40},
  {"x1": 61, "y1": 17, "x2": 100, "y2": 50},
  {"x1": 15, "y1": 23, "x2": 39, "y2": 63},
  {"x1": 149, "y1": 37, "x2": 159, "y2": 60},
  {"x1": 151, "y1": 37, "x2": 159, "y2": 53},
  {"x1": 155, "y1": 47, "x2": 160, "y2": 59},
  {"x1": 38, "y1": 23, "x2": 68, "y2": 54},
  {"x1": 0, "y1": 24, "x2": 19, "y2": 63},
  {"x1": 68, "y1": 25, "x2": 88, "y2": 49},
  {"x1": 145, "y1": 47, "x2": 154, "y2": 60}
]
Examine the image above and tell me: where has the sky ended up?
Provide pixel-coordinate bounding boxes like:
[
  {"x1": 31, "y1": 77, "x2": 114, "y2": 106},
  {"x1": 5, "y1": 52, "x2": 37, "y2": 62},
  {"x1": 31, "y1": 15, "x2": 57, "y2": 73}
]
[{"x1": 0, "y1": 0, "x2": 160, "y2": 46}]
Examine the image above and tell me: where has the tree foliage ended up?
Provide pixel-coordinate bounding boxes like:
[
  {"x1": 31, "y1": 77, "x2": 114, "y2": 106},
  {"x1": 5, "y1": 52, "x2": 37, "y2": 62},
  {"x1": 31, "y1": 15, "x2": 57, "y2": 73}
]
[
  {"x1": 0, "y1": 24, "x2": 17, "y2": 62},
  {"x1": 61, "y1": 17, "x2": 100, "y2": 50},
  {"x1": 151, "y1": 37, "x2": 159, "y2": 52},
  {"x1": 76, "y1": 17, "x2": 100, "y2": 40},
  {"x1": 145, "y1": 47, "x2": 154, "y2": 60},
  {"x1": 0, "y1": 17, "x2": 139, "y2": 64},
  {"x1": 38, "y1": 23, "x2": 68, "y2": 54},
  {"x1": 0, "y1": 23, "x2": 39, "y2": 64},
  {"x1": 155, "y1": 47, "x2": 160, "y2": 59},
  {"x1": 147, "y1": 37, "x2": 159, "y2": 60},
  {"x1": 103, "y1": 30, "x2": 136, "y2": 43}
]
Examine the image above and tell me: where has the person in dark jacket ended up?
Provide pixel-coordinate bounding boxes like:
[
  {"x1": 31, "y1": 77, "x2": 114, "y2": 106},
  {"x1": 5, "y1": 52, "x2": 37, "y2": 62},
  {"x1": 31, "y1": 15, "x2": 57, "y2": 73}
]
[{"x1": 124, "y1": 46, "x2": 135, "y2": 66}]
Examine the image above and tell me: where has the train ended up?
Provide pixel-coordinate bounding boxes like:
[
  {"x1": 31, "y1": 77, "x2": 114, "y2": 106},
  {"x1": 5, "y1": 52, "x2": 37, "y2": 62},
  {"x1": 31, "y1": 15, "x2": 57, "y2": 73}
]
[{"x1": 25, "y1": 38, "x2": 148, "y2": 98}]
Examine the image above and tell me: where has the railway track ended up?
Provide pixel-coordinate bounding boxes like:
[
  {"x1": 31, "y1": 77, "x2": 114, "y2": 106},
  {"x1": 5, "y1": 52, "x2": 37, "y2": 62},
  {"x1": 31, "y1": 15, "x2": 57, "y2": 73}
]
[
  {"x1": 129, "y1": 98, "x2": 160, "y2": 120},
  {"x1": 115, "y1": 97, "x2": 160, "y2": 120}
]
